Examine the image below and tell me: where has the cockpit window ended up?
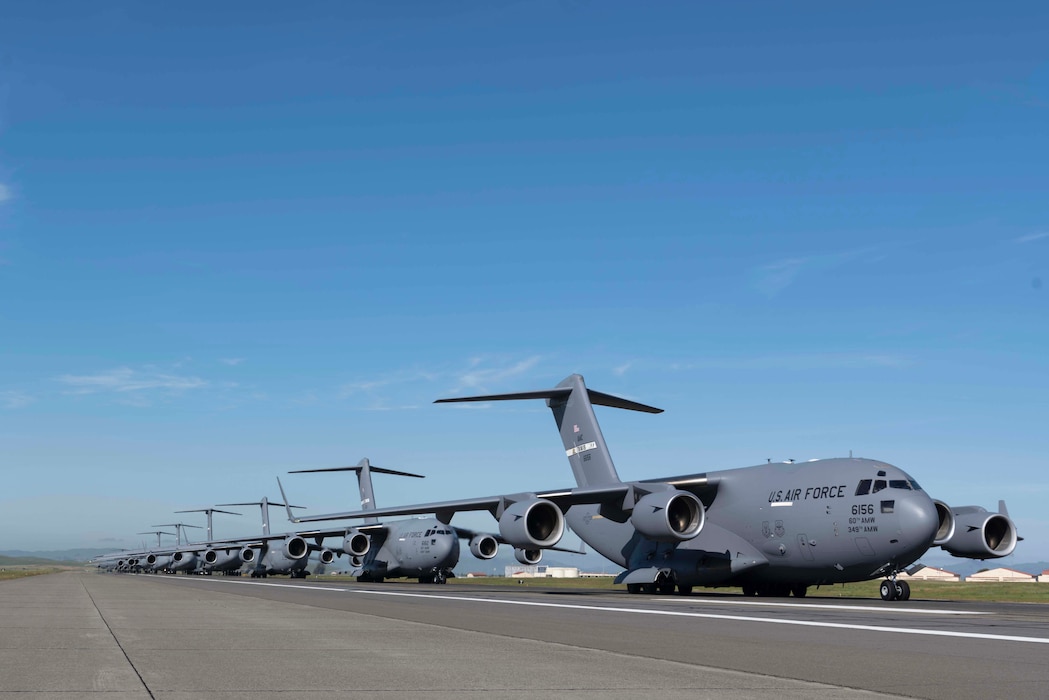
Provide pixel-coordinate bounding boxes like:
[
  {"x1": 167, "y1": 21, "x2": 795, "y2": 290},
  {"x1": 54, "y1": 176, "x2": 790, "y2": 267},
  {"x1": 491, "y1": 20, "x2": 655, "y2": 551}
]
[
  {"x1": 872, "y1": 479, "x2": 887, "y2": 493},
  {"x1": 909, "y1": 480, "x2": 922, "y2": 491},
  {"x1": 855, "y1": 479, "x2": 872, "y2": 496},
  {"x1": 889, "y1": 480, "x2": 912, "y2": 490}
]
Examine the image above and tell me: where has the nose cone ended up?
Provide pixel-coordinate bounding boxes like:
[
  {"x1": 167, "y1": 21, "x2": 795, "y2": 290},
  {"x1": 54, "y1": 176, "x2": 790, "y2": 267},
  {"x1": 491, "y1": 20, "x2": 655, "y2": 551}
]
[
  {"x1": 896, "y1": 491, "x2": 939, "y2": 560},
  {"x1": 437, "y1": 534, "x2": 460, "y2": 569}
]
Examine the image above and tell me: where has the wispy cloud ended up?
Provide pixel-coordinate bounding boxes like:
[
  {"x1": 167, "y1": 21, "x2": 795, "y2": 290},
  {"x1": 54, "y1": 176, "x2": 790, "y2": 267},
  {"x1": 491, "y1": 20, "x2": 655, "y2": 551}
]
[
  {"x1": 56, "y1": 366, "x2": 207, "y2": 396},
  {"x1": 0, "y1": 390, "x2": 32, "y2": 409},
  {"x1": 339, "y1": 367, "x2": 441, "y2": 398},
  {"x1": 750, "y1": 248, "x2": 879, "y2": 298},
  {"x1": 454, "y1": 356, "x2": 541, "y2": 391},
  {"x1": 1015, "y1": 232, "x2": 1049, "y2": 244},
  {"x1": 0, "y1": 183, "x2": 11, "y2": 203},
  {"x1": 612, "y1": 362, "x2": 633, "y2": 377},
  {"x1": 219, "y1": 358, "x2": 245, "y2": 366}
]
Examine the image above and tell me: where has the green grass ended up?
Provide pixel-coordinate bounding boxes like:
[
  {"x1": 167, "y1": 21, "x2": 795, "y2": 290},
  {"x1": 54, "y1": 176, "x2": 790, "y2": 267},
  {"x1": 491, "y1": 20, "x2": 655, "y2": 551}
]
[
  {"x1": 0, "y1": 567, "x2": 65, "y2": 582},
  {"x1": 312, "y1": 573, "x2": 1049, "y2": 603}
]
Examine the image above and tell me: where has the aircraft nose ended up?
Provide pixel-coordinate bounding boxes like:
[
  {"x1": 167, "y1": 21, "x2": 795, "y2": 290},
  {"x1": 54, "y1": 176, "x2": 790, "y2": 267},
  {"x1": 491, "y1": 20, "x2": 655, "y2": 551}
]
[{"x1": 897, "y1": 492, "x2": 938, "y2": 550}]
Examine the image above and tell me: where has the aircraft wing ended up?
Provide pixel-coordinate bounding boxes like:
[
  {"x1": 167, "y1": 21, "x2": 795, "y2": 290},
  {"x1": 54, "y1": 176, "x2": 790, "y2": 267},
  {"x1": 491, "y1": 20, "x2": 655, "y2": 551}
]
[{"x1": 282, "y1": 483, "x2": 636, "y2": 525}]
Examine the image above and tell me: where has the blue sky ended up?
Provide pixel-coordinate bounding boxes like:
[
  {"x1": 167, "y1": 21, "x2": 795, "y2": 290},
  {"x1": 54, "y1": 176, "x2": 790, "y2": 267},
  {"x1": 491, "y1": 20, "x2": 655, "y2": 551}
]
[{"x1": 1, "y1": 2, "x2": 1046, "y2": 563}]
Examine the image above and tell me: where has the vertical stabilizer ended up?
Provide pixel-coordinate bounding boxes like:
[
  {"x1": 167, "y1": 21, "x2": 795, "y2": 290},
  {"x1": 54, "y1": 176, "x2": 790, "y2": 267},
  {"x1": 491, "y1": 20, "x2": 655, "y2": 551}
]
[
  {"x1": 287, "y1": 458, "x2": 425, "y2": 525},
  {"x1": 435, "y1": 373, "x2": 663, "y2": 488}
]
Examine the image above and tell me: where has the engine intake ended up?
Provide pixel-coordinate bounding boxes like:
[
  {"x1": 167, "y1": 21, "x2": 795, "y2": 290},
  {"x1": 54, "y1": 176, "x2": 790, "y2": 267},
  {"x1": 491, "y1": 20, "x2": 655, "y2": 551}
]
[
  {"x1": 630, "y1": 490, "x2": 705, "y2": 542},
  {"x1": 283, "y1": 536, "x2": 309, "y2": 560},
  {"x1": 515, "y1": 548, "x2": 542, "y2": 565},
  {"x1": 318, "y1": 549, "x2": 336, "y2": 565},
  {"x1": 498, "y1": 498, "x2": 564, "y2": 549},
  {"x1": 940, "y1": 505, "x2": 1018, "y2": 559},
  {"x1": 342, "y1": 530, "x2": 370, "y2": 557},
  {"x1": 469, "y1": 534, "x2": 499, "y2": 560},
  {"x1": 932, "y1": 500, "x2": 955, "y2": 546}
]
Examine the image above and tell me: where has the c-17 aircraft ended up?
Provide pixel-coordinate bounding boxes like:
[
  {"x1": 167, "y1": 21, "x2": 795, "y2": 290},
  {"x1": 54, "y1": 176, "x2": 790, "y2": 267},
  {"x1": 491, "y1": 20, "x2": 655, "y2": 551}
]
[
  {"x1": 284, "y1": 374, "x2": 1020, "y2": 601},
  {"x1": 280, "y1": 458, "x2": 568, "y2": 584}
]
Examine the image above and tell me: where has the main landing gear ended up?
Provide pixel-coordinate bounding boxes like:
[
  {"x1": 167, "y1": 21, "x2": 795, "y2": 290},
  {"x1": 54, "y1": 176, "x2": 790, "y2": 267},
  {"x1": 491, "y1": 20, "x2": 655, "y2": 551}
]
[{"x1": 879, "y1": 577, "x2": 911, "y2": 601}]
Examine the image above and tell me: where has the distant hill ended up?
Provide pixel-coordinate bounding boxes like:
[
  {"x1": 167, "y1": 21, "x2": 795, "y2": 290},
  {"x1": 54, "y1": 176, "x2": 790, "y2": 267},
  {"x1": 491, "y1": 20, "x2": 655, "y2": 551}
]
[
  {"x1": 0, "y1": 548, "x2": 117, "y2": 564},
  {"x1": 0, "y1": 554, "x2": 81, "y2": 567}
]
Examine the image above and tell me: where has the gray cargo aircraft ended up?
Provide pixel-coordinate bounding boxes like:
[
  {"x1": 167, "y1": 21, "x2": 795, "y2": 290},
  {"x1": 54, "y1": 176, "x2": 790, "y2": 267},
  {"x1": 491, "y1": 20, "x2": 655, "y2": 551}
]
[
  {"x1": 214, "y1": 497, "x2": 314, "y2": 578},
  {"x1": 281, "y1": 458, "x2": 583, "y2": 582},
  {"x1": 281, "y1": 459, "x2": 479, "y2": 583},
  {"x1": 172, "y1": 507, "x2": 254, "y2": 574},
  {"x1": 285, "y1": 374, "x2": 1020, "y2": 601}
]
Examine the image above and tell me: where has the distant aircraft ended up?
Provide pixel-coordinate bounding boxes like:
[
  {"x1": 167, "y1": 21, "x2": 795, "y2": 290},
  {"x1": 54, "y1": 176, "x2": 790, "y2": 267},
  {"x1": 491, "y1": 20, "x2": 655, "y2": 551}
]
[
  {"x1": 173, "y1": 507, "x2": 253, "y2": 575},
  {"x1": 150, "y1": 522, "x2": 204, "y2": 573},
  {"x1": 136, "y1": 530, "x2": 176, "y2": 573},
  {"x1": 214, "y1": 497, "x2": 313, "y2": 578},
  {"x1": 280, "y1": 459, "x2": 465, "y2": 583},
  {"x1": 280, "y1": 458, "x2": 581, "y2": 583},
  {"x1": 282, "y1": 374, "x2": 1020, "y2": 601}
]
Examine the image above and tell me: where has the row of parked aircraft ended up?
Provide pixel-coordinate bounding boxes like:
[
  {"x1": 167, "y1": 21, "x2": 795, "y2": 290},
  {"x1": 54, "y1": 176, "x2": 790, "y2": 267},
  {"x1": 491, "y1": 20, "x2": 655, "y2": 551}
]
[
  {"x1": 92, "y1": 460, "x2": 547, "y2": 583},
  {"x1": 96, "y1": 373, "x2": 1021, "y2": 601}
]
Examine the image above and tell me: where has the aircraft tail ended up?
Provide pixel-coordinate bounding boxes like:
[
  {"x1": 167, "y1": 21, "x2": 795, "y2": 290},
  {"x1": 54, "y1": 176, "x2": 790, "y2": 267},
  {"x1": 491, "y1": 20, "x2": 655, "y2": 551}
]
[
  {"x1": 289, "y1": 458, "x2": 425, "y2": 525},
  {"x1": 436, "y1": 373, "x2": 662, "y2": 488}
]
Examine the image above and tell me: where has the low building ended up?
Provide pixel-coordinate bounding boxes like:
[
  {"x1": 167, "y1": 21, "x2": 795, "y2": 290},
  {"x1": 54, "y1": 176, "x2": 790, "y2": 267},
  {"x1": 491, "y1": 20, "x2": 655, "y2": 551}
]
[
  {"x1": 1037, "y1": 570, "x2": 1049, "y2": 583},
  {"x1": 503, "y1": 565, "x2": 580, "y2": 578},
  {"x1": 966, "y1": 567, "x2": 1036, "y2": 583},
  {"x1": 898, "y1": 566, "x2": 961, "y2": 582}
]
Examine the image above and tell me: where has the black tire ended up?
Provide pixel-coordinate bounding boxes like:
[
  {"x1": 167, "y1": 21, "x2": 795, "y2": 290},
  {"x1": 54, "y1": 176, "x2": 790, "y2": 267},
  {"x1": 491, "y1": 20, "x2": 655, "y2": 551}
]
[
  {"x1": 627, "y1": 583, "x2": 641, "y2": 594},
  {"x1": 677, "y1": 584, "x2": 693, "y2": 596},
  {"x1": 879, "y1": 580, "x2": 897, "y2": 601},
  {"x1": 791, "y1": 584, "x2": 808, "y2": 598},
  {"x1": 895, "y1": 580, "x2": 911, "y2": 601},
  {"x1": 741, "y1": 584, "x2": 757, "y2": 597}
]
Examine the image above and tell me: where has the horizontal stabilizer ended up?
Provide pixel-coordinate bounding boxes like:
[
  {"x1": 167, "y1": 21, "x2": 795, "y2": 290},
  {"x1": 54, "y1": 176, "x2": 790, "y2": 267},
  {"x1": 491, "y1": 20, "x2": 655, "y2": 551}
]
[
  {"x1": 289, "y1": 465, "x2": 424, "y2": 479},
  {"x1": 436, "y1": 386, "x2": 663, "y2": 414}
]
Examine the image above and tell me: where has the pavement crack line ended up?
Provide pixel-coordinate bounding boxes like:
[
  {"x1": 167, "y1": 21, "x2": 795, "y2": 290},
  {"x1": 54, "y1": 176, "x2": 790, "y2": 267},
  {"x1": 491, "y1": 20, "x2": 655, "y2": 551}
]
[{"x1": 79, "y1": 577, "x2": 156, "y2": 700}]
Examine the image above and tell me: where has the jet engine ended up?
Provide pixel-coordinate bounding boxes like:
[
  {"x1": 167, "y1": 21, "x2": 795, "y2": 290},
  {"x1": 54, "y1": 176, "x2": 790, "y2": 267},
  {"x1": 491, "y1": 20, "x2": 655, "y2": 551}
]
[
  {"x1": 515, "y1": 548, "x2": 542, "y2": 565},
  {"x1": 342, "y1": 530, "x2": 370, "y2": 557},
  {"x1": 349, "y1": 555, "x2": 364, "y2": 568},
  {"x1": 630, "y1": 490, "x2": 705, "y2": 542},
  {"x1": 469, "y1": 534, "x2": 499, "y2": 560},
  {"x1": 317, "y1": 548, "x2": 336, "y2": 565},
  {"x1": 282, "y1": 535, "x2": 309, "y2": 560},
  {"x1": 931, "y1": 500, "x2": 955, "y2": 546},
  {"x1": 239, "y1": 546, "x2": 256, "y2": 563},
  {"x1": 498, "y1": 498, "x2": 564, "y2": 549},
  {"x1": 938, "y1": 504, "x2": 1018, "y2": 559}
]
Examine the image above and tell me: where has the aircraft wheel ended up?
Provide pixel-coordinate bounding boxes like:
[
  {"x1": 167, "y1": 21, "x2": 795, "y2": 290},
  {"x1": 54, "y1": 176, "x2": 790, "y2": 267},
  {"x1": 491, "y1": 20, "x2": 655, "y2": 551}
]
[
  {"x1": 791, "y1": 584, "x2": 808, "y2": 598},
  {"x1": 895, "y1": 580, "x2": 911, "y2": 601},
  {"x1": 627, "y1": 583, "x2": 641, "y2": 594},
  {"x1": 657, "y1": 580, "x2": 676, "y2": 595},
  {"x1": 676, "y1": 584, "x2": 693, "y2": 596},
  {"x1": 879, "y1": 580, "x2": 897, "y2": 601},
  {"x1": 741, "y1": 584, "x2": 757, "y2": 597}
]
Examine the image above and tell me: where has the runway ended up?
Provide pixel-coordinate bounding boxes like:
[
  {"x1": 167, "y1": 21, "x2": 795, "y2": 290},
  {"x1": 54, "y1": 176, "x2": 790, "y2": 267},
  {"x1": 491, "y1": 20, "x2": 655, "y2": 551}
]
[{"x1": 3, "y1": 572, "x2": 1048, "y2": 699}]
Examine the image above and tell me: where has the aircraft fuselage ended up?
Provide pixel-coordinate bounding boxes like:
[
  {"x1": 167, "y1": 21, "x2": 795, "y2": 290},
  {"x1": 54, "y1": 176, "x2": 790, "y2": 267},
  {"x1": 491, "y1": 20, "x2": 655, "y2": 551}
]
[{"x1": 567, "y1": 457, "x2": 938, "y2": 588}]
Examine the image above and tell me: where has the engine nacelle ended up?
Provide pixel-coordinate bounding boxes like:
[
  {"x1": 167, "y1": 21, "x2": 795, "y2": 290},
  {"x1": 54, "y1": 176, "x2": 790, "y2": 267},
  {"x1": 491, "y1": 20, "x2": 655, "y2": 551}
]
[
  {"x1": 204, "y1": 549, "x2": 219, "y2": 565},
  {"x1": 171, "y1": 551, "x2": 198, "y2": 571},
  {"x1": 318, "y1": 548, "x2": 336, "y2": 565},
  {"x1": 939, "y1": 505, "x2": 1018, "y2": 559},
  {"x1": 349, "y1": 555, "x2": 364, "y2": 568},
  {"x1": 498, "y1": 498, "x2": 564, "y2": 549},
  {"x1": 630, "y1": 490, "x2": 705, "y2": 542},
  {"x1": 342, "y1": 530, "x2": 370, "y2": 557},
  {"x1": 239, "y1": 546, "x2": 256, "y2": 563},
  {"x1": 515, "y1": 548, "x2": 542, "y2": 565},
  {"x1": 469, "y1": 534, "x2": 499, "y2": 560},
  {"x1": 282, "y1": 535, "x2": 309, "y2": 560},
  {"x1": 932, "y1": 499, "x2": 955, "y2": 546}
]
